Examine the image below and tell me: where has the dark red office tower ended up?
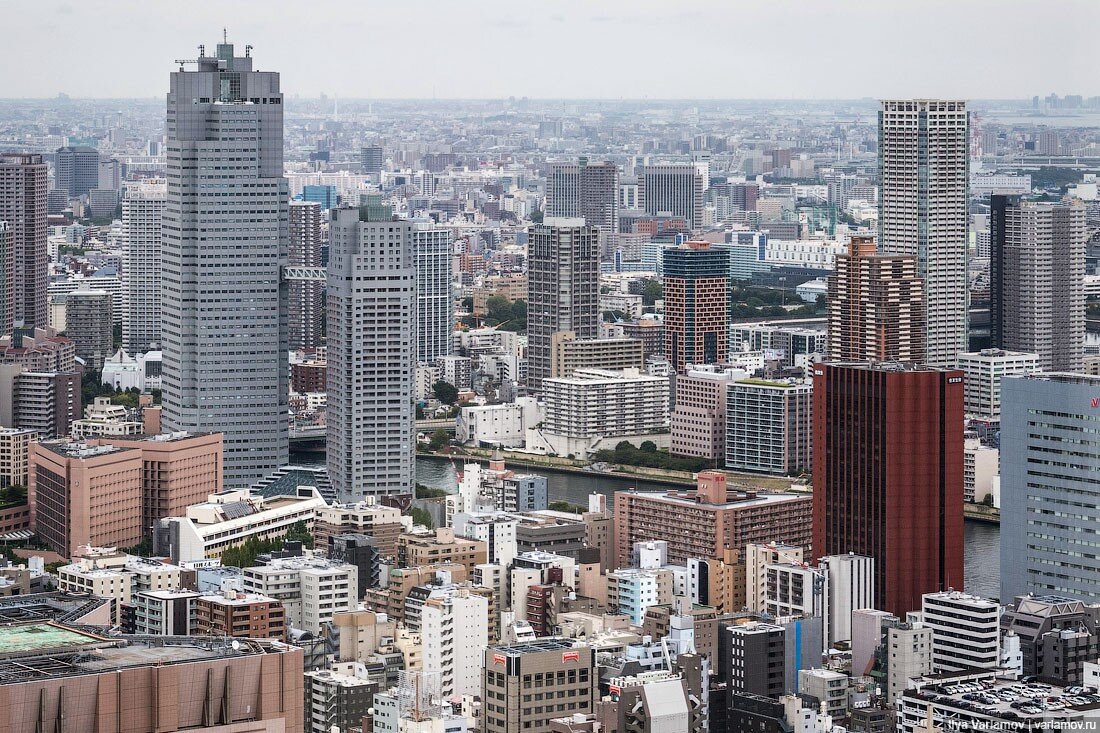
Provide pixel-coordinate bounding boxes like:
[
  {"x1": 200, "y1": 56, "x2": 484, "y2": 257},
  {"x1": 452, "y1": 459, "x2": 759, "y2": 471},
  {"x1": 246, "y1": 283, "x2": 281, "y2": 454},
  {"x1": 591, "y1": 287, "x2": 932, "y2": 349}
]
[{"x1": 812, "y1": 362, "x2": 964, "y2": 616}]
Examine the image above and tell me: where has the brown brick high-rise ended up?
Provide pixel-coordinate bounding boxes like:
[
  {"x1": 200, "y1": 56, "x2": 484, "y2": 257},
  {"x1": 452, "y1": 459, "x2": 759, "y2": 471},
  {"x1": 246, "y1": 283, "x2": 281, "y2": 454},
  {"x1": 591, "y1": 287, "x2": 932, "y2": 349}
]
[
  {"x1": 664, "y1": 241, "x2": 729, "y2": 373},
  {"x1": 812, "y1": 362, "x2": 964, "y2": 616},
  {"x1": 827, "y1": 235, "x2": 925, "y2": 362}
]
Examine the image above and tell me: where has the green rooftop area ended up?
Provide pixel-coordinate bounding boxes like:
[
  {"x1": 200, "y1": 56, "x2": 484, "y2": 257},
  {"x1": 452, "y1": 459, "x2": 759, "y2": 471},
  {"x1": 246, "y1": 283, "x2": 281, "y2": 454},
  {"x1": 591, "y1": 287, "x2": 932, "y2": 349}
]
[
  {"x1": 0, "y1": 623, "x2": 104, "y2": 657},
  {"x1": 737, "y1": 378, "x2": 797, "y2": 388}
]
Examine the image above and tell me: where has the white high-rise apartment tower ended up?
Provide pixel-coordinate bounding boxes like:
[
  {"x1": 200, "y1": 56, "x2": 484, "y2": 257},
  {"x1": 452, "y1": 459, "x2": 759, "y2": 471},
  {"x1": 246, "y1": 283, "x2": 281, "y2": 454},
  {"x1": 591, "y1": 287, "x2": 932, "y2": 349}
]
[
  {"x1": 413, "y1": 225, "x2": 454, "y2": 363},
  {"x1": 121, "y1": 179, "x2": 166, "y2": 355},
  {"x1": 879, "y1": 100, "x2": 969, "y2": 367},
  {"x1": 162, "y1": 41, "x2": 289, "y2": 487},
  {"x1": 327, "y1": 202, "x2": 416, "y2": 500}
]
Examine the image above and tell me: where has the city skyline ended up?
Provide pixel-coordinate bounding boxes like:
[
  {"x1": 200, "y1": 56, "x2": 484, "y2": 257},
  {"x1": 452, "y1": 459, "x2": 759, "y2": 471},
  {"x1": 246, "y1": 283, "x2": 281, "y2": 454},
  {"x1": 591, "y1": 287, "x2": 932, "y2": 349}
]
[{"x1": 6, "y1": 1, "x2": 1099, "y2": 100}]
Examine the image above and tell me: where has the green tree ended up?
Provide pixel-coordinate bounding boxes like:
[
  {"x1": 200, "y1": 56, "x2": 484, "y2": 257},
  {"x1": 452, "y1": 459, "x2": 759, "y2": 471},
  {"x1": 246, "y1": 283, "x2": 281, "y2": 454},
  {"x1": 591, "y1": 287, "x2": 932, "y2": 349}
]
[
  {"x1": 0, "y1": 484, "x2": 27, "y2": 507},
  {"x1": 639, "y1": 440, "x2": 658, "y2": 453},
  {"x1": 433, "y1": 380, "x2": 459, "y2": 405},
  {"x1": 548, "y1": 500, "x2": 585, "y2": 514},
  {"x1": 530, "y1": 209, "x2": 544, "y2": 223},
  {"x1": 410, "y1": 507, "x2": 434, "y2": 529},
  {"x1": 428, "y1": 429, "x2": 451, "y2": 451},
  {"x1": 642, "y1": 280, "x2": 663, "y2": 306}
]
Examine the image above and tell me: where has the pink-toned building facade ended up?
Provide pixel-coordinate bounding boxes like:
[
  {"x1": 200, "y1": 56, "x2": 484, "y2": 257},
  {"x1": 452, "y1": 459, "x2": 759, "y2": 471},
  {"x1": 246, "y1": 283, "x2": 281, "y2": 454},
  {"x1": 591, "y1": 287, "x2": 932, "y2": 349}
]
[
  {"x1": 29, "y1": 442, "x2": 144, "y2": 556},
  {"x1": 93, "y1": 432, "x2": 223, "y2": 533},
  {"x1": 670, "y1": 368, "x2": 741, "y2": 462}
]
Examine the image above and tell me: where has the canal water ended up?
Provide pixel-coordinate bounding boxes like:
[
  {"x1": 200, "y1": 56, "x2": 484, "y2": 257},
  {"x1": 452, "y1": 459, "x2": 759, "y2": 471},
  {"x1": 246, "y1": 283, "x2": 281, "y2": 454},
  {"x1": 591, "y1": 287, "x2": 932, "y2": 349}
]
[{"x1": 294, "y1": 453, "x2": 1001, "y2": 600}]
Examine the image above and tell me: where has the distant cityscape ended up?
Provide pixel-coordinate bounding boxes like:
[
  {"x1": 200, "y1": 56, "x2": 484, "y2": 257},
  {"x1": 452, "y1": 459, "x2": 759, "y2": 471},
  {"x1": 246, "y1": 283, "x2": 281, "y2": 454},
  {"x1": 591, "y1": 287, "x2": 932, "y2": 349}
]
[{"x1": 0, "y1": 23, "x2": 1099, "y2": 733}]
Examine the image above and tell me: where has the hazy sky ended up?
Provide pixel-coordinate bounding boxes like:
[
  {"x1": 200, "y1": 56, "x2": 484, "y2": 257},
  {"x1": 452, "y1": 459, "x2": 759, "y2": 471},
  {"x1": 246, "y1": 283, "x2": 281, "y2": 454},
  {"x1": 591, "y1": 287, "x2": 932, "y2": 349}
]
[{"x1": 5, "y1": 0, "x2": 1097, "y2": 99}]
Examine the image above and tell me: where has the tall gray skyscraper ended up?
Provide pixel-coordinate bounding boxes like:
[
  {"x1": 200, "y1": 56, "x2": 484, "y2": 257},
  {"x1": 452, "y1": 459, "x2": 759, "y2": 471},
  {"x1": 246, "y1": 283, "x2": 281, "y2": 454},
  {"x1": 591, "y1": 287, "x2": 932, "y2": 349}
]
[
  {"x1": 327, "y1": 204, "x2": 416, "y2": 500},
  {"x1": 413, "y1": 224, "x2": 454, "y2": 363},
  {"x1": 546, "y1": 160, "x2": 619, "y2": 256},
  {"x1": 638, "y1": 164, "x2": 704, "y2": 230},
  {"x1": 55, "y1": 145, "x2": 100, "y2": 197},
  {"x1": 121, "y1": 179, "x2": 166, "y2": 355},
  {"x1": 879, "y1": 100, "x2": 969, "y2": 367},
  {"x1": 162, "y1": 41, "x2": 289, "y2": 487},
  {"x1": 1001, "y1": 373, "x2": 1100, "y2": 602},
  {"x1": 0, "y1": 153, "x2": 47, "y2": 333},
  {"x1": 991, "y1": 197, "x2": 1085, "y2": 372},
  {"x1": 526, "y1": 218, "x2": 599, "y2": 390},
  {"x1": 289, "y1": 200, "x2": 324, "y2": 350}
]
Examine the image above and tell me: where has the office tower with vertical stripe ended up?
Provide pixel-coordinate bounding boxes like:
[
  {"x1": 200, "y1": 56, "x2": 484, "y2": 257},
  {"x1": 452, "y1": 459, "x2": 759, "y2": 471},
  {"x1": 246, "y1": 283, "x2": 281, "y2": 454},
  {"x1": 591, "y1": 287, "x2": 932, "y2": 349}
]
[
  {"x1": 288, "y1": 200, "x2": 324, "y2": 350},
  {"x1": 812, "y1": 362, "x2": 964, "y2": 616},
  {"x1": 547, "y1": 160, "x2": 620, "y2": 257},
  {"x1": 162, "y1": 41, "x2": 289, "y2": 487},
  {"x1": 639, "y1": 164, "x2": 704, "y2": 230}
]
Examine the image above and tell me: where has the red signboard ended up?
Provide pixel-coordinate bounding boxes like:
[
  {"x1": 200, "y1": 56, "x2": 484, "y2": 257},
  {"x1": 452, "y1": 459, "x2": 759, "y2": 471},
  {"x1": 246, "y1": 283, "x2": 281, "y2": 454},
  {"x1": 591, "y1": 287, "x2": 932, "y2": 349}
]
[
  {"x1": 493, "y1": 654, "x2": 506, "y2": 665},
  {"x1": 562, "y1": 651, "x2": 580, "y2": 663}
]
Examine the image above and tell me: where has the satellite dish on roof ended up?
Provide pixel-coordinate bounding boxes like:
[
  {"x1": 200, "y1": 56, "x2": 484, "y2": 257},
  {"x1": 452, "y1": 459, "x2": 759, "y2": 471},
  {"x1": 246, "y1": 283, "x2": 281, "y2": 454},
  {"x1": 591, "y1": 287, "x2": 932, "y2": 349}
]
[{"x1": 231, "y1": 640, "x2": 241, "y2": 651}]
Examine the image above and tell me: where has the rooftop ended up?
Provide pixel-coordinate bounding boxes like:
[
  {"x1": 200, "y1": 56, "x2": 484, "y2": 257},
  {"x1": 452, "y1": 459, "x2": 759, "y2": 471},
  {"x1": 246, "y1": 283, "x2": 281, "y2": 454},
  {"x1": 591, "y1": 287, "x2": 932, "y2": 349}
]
[
  {"x1": 616, "y1": 488, "x2": 808, "y2": 510},
  {"x1": 39, "y1": 442, "x2": 134, "y2": 460},
  {"x1": 906, "y1": 670, "x2": 1100, "y2": 722},
  {"x1": 492, "y1": 637, "x2": 578, "y2": 656},
  {"x1": 0, "y1": 623, "x2": 109, "y2": 659},
  {"x1": 0, "y1": 622, "x2": 289, "y2": 684}
]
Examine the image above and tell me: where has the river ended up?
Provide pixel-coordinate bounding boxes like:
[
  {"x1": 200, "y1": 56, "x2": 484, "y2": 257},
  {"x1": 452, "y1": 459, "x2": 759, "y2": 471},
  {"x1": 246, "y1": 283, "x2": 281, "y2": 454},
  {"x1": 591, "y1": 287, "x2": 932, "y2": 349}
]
[{"x1": 294, "y1": 453, "x2": 1001, "y2": 600}]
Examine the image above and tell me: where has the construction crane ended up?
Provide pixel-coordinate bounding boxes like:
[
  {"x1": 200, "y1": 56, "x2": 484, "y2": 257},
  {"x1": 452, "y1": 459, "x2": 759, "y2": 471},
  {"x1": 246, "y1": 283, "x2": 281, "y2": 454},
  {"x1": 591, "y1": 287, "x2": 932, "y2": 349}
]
[{"x1": 174, "y1": 45, "x2": 206, "y2": 71}]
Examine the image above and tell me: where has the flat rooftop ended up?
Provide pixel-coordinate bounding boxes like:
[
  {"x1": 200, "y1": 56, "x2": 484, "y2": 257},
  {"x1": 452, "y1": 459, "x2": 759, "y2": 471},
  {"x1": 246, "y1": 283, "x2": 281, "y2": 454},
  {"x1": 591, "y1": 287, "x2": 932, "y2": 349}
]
[
  {"x1": 616, "y1": 488, "x2": 808, "y2": 510},
  {"x1": 0, "y1": 623, "x2": 108, "y2": 658},
  {"x1": 908, "y1": 674, "x2": 1100, "y2": 721},
  {"x1": 0, "y1": 622, "x2": 289, "y2": 684}
]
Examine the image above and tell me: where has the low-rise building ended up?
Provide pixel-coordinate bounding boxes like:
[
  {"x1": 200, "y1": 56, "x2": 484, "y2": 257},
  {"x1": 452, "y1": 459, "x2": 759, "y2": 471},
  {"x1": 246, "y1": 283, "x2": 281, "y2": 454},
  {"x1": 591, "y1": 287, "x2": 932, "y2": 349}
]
[
  {"x1": 899, "y1": 669, "x2": 1100, "y2": 733},
  {"x1": 195, "y1": 589, "x2": 287, "y2": 640},
  {"x1": 0, "y1": 427, "x2": 36, "y2": 488},
  {"x1": 0, "y1": 622, "x2": 304, "y2": 732},
  {"x1": 396, "y1": 527, "x2": 487, "y2": 576},
  {"x1": 57, "y1": 550, "x2": 183, "y2": 624},
  {"x1": 956, "y1": 349, "x2": 1040, "y2": 419},
  {"x1": 314, "y1": 501, "x2": 404, "y2": 558},
  {"x1": 964, "y1": 437, "x2": 999, "y2": 504},
  {"x1": 483, "y1": 639, "x2": 595, "y2": 733},
  {"x1": 456, "y1": 398, "x2": 543, "y2": 448},
  {"x1": 93, "y1": 430, "x2": 224, "y2": 536},
  {"x1": 154, "y1": 486, "x2": 327, "y2": 563},
  {"x1": 614, "y1": 471, "x2": 812, "y2": 568},
  {"x1": 921, "y1": 590, "x2": 1002, "y2": 673},
  {"x1": 241, "y1": 553, "x2": 358, "y2": 634},
  {"x1": 549, "y1": 332, "x2": 645, "y2": 378},
  {"x1": 530, "y1": 367, "x2": 670, "y2": 459}
]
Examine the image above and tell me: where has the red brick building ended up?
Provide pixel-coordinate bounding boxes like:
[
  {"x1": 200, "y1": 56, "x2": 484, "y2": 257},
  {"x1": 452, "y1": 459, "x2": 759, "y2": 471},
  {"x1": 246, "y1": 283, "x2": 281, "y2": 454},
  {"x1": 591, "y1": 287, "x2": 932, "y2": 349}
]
[
  {"x1": 613, "y1": 471, "x2": 812, "y2": 569},
  {"x1": 812, "y1": 362, "x2": 964, "y2": 616}
]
